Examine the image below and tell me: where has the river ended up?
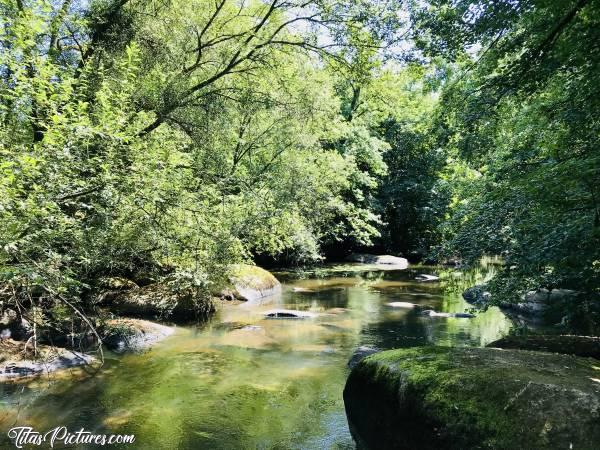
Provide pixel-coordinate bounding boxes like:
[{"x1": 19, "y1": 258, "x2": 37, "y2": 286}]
[{"x1": 0, "y1": 264, "x2": 511, "y2": 449}]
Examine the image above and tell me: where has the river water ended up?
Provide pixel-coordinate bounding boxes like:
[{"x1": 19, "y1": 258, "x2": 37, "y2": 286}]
[{"x1": 0, "y1": 264, "x2": 511, "y2": 449}]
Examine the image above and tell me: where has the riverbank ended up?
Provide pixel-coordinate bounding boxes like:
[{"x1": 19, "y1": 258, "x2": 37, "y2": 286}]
[
  {"x1": 0, "y1": 339, "x2": 97, "y2": 379},
  {"x1": 0, "y1": 264, "x2": 282, "y2": 380}
]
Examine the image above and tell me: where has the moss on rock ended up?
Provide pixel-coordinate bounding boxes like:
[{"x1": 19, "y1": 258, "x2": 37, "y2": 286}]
[
  {"x1": 229, "y1": 264, "x2": 281, "y2": 302},
  {"x1": 106, "y1": 283, "x2": 215, "y2": 321},
  {"x1": 344, "y1": 346, "x2": 600, "y2": 449}
]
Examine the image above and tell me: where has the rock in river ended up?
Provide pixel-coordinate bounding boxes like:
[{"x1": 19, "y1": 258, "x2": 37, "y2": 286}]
[
  {"x1": 462, "y1": 285, "x2": 580, "y2": 327},
  {"x1": 102, "y1": 318, "x2": 175, "y2": 353},
  {"x1": 347, "y1": 345, "x2": 379, "y2": 369},
  {"x1": 344, "y1": 346, "x2": 600, "y2": 449},
  {"x1": 507, "y1": 288, "x2": 578, "y2": 323},
  {"x1": 103, "y1": 283, "x2": 214, "y2": 321},
  {"x1": 230, "y1": 264, "x2": 282, "y2": 302},
  {"x1": 386, "y1": 302, "x2": 419, "y2": 309},
  {"x1": 0, "y1": 339, "x2": 96, "y2": 379},
  {"x1": 293, "y1": 287, "x2": 315, "y2": 293},
  {"x1": 347, "y1": 254, "x2": 409, "y2": 269},
  {"x1": 462, "y1": 284, "x2": 492, "y2": 306},
  {"x1": 263, "y1": 309, "x2": 317, "y2": 319},
  {"x1": 421, "y1": 309, "x2": 475, "y2": 318}
]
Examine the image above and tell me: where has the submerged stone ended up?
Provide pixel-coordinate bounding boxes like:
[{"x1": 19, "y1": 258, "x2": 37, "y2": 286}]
[{"x1": 344, "y1": 346, "x2": 600, "y2": 449}]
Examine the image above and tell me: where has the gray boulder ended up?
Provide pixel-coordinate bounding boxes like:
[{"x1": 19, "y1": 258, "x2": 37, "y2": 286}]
[
  {"x1": 463, "y1": 286, "x2": 580, "y2": 327},
  {"x1": 347, "y1": 254, "x2": 408, "y2": 269},
  {"x1": 515, "y1": 288, "x2": 577, "y2": 314},
  {"x1": 0, "y1": 308, "x2": 32, "y2": 341},
  {"x1": 347, "y1": 345, "x2": 379, "y2": 369},
  {"x1": 102, "y1": 318, "x2": 175, "y2": 353}
]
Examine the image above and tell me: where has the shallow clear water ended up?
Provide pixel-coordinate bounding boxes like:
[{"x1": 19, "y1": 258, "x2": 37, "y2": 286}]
[{"x1": 0, "y1": 265, "x2": 511, "y2": 449}]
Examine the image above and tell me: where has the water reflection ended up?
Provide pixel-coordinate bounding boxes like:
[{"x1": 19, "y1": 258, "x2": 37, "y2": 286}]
[{"x1": 0, "y1": 265, "x2": 511, "y2": 449}]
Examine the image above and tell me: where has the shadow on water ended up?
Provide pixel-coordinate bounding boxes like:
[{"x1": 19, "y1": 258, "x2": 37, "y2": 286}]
[{"x1": 0, "y1": 264, "x2": 511, "y2": 449}]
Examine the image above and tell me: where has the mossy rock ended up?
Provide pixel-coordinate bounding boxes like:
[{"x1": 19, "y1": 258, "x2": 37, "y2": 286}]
[
  {"x1": 101, "y1": 318, "x2": 174, "y2": 353},
  {"x1": 344, "y1": 346, "x2": 600, "y2": 450},
  {"x1": 108, "y1": 284, "x2": 214, "y2": 321},
  {"x1": 488, "y1": 334, "x2": 600, "y2": 359},
  {"x1": 229, "y1": 264, "x2": 281, "y2": 302}
]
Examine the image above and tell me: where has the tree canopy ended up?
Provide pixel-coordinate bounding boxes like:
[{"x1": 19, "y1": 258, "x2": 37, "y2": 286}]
[{"x1": 1, "y1": 0, "x2": 599, "y2": 339}]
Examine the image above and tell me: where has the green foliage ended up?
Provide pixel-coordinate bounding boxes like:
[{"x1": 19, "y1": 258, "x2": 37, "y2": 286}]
[
  {"x1": 368, "y1": 65, "x2": 447, "y2": 258},
  {"x1": 415, "y1": 0, "x2": 600, "y2": 329},
  {"x1": 0, "y1": 0, "x2": 403, "y2": 338}
]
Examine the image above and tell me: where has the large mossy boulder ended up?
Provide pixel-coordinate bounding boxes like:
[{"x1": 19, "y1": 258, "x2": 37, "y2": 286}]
[
  {"x1": 344, "y1": 346, "x2": 600, "y2": 450},
  {"x1": 229, "y1": 264, "x2": 281, "y2": 302},
  {"x1": 106, "y1": 283, "x2": 214, "y2": 321}
]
